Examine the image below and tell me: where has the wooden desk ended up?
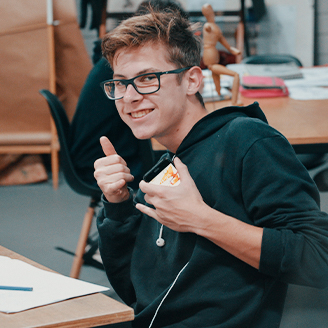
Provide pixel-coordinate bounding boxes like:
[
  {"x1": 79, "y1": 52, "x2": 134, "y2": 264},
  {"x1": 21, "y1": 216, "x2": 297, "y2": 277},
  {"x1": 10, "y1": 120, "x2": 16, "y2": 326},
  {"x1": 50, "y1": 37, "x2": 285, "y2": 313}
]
[
  {"x1": 152, "y1": 96, "x2": 328, "y2": 154},
  {"x1": 0, "y1": 246, "x2": 134, "y2": 328},
  {"x1": 208, "y1": 97, "x2": 328, "y2": 154}
]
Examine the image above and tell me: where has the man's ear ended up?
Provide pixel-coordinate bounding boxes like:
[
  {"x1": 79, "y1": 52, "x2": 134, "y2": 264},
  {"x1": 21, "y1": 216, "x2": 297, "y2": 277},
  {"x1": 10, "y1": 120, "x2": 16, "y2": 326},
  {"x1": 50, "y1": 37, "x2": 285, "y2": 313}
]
[{"x1": 186, "y1": 66, "x2": 204, "y2": 96}]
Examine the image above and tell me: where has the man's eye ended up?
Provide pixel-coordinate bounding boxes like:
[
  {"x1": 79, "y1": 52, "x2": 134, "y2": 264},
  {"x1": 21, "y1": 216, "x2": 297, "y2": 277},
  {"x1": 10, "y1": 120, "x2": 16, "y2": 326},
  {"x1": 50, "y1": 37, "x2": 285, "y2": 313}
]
[
  {"x1": 114, "y1": 81, "x2": 126, "y2": 89},
  {"x1": 140, "y1": 74, "x2": 157, "y2": 83}
]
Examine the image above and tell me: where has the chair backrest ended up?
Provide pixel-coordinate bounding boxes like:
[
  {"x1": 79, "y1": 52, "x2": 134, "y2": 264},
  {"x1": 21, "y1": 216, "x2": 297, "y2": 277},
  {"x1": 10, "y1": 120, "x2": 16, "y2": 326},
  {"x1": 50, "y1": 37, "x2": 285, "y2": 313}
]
[
  {"x1": 39, "y1": 89, "x2": 102, "y2": 200},
  {"x1": 242, "y1": 54, "x2": 303, "y2": 67}
]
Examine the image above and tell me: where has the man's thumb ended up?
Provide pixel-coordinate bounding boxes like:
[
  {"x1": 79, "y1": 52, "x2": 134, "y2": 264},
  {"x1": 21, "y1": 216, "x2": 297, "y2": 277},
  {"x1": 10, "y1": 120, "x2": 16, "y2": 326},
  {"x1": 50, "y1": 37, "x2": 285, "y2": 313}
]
[
  {"x1": 100, "y1": 136, "x2": 117, "y2": 156},
  {"x1": 173, "y1": 157, "x2": 189, "y2": 180}
]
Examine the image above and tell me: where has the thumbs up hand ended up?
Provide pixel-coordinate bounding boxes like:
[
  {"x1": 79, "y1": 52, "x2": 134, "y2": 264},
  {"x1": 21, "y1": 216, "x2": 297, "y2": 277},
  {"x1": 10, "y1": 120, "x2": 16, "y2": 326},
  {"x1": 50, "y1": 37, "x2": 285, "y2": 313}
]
[{"x1": 94, "y1": 136, "x2": 134, "y2": 203}]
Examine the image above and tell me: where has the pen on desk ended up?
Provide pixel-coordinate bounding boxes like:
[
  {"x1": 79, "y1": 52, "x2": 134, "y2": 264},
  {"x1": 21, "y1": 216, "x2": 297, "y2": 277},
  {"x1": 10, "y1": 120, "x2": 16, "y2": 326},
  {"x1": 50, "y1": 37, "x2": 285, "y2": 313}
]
[{"x1": 0, "y1": 285, "x2": 33, "y2": 291}]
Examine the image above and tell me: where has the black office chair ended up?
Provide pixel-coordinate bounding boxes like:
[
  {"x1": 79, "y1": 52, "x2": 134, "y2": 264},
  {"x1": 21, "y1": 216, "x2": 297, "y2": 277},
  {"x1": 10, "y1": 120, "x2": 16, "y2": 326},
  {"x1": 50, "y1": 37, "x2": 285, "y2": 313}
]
[
  {"x1": 39, "y1": 89, "x2": 103, "y2": 278},
  {"x1": 242, "y1": 54, "x2": 326, "y2": 170},
  {"x1": 242, "y1": 54, "x2": 303, "y2": 67}
]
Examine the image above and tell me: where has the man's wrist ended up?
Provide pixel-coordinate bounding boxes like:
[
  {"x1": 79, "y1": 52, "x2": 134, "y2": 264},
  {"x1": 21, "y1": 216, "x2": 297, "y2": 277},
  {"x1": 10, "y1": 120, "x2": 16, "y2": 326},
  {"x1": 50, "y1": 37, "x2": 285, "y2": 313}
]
[
  {"x1": 101, "y1": 188, "x2": 136, "y2": 221},
  {"x1": 102, "y1": 187, "x2": 134, "y2": 204}
]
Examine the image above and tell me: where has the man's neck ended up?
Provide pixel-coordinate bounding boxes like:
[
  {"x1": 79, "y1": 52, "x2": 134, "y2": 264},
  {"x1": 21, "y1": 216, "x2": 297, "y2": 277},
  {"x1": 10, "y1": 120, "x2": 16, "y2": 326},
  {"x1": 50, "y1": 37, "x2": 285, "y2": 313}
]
[{"x1": 156, "y1": 104, "x2": 208, "y2": 153}]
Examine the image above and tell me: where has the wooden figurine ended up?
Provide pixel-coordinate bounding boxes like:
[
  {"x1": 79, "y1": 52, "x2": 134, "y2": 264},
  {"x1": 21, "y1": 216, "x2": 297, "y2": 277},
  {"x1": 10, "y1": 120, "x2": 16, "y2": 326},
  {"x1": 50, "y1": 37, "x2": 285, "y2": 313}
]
[{"x1": 202, "y1": 3, "x2": 242, "y2": 106}]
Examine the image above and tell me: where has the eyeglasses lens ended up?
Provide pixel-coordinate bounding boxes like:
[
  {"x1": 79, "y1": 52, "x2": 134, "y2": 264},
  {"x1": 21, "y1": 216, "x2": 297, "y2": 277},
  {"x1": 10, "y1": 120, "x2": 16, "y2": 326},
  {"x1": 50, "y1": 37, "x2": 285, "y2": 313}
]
[
  {"x1": 135, "y1": 73, "x2": 159, "y2": 93},
  {"x1": 105, "y1": 73, "x2": 160, "y2": 100}
]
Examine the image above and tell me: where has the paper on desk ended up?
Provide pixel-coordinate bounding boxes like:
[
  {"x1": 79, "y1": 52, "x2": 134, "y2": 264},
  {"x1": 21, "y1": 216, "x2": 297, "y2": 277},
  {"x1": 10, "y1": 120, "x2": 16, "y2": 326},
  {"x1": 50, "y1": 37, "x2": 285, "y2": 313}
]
[
  {"x1": 287, "y1": 87, "x2": 328, "y2": 100},
  {"x1": 285, "y1": 66, "x2": 328, "y2": 88},
  {"x1": 0, "y1": 256, "x2": 109, "y2": 313},
  {"x1": 284, "y1": 66, "x2": 328, "y2": 100}
]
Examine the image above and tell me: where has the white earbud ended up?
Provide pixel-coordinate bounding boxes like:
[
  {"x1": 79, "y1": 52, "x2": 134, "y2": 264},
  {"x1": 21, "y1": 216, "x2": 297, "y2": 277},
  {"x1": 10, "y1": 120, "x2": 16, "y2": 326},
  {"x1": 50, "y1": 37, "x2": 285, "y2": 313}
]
[
  {"x1": 156, "y1": 224, "x2": 165, "y2": 247},
  {"x1": 156, "y1": 237, "x2": 165, "y2": 247}
]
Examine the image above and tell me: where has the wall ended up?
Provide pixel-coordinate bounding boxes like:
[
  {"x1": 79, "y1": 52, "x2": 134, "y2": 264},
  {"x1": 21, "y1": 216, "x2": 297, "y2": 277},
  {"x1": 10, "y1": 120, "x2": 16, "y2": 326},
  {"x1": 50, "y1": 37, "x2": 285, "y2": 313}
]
[
  {"x1": 316, "y1": 0, "x2": 328, "y2": 65},
  {"x1": 256, "y1": 0, "x2": 314, "y2": 67},
  {"x1": 77, "y1": 0, "x2": 328, "y2": 66}
]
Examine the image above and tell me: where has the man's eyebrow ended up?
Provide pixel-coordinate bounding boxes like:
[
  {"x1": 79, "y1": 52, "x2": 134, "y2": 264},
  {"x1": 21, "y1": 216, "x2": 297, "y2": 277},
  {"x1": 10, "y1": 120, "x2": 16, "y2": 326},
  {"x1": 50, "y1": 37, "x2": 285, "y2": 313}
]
[{"x1": 113, "y1": 68, "x2": 159, "y2": 79}]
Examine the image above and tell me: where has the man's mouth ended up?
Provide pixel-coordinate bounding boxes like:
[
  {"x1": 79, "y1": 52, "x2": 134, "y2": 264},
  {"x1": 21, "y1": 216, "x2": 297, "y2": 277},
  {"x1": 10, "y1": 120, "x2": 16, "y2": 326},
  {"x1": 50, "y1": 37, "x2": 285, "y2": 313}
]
[{"x1": 130, "y1": 109, "x2": 153, "y2": 118}]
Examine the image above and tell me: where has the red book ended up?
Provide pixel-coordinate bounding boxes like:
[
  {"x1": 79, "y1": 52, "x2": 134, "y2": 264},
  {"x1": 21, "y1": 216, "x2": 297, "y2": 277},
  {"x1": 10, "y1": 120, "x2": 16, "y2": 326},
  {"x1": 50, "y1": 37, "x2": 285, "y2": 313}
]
[{"x1": 240, "y1": 76, "x2": 289, "y2": 98}]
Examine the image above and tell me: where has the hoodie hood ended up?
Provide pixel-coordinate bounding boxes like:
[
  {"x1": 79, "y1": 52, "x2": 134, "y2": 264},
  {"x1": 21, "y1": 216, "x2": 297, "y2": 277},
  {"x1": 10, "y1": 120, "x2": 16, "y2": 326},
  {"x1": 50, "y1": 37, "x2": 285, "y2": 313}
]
[{"x1": 177, "y1": 102, "x2": 267, "y2": 154}]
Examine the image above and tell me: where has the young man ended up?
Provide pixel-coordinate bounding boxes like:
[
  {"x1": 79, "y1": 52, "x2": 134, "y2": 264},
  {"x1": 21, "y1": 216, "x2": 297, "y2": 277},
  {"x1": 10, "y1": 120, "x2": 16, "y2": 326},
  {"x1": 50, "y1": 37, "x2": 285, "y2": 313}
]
[
  {"x1": 69, "y1": 0, "x2": 186, "y2": 189},
  {"x1": 94, "y1": 9, "x2": 328, "y2": 328}
]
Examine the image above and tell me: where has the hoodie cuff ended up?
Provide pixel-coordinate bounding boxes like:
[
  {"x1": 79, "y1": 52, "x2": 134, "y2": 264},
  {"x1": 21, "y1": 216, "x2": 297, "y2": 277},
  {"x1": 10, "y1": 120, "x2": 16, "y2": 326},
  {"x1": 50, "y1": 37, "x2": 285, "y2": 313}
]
[
  {"x1": 259, "y1": 227, "x2": 283, "y2": 277},
  {"x1": 101, "y1": 188, "x2": 136, "y2": 222}
]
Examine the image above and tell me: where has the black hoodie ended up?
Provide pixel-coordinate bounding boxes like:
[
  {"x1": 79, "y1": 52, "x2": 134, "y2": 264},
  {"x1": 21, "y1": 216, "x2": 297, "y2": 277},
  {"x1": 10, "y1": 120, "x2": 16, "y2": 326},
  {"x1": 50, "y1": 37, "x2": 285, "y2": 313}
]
[{"x1": 97, "y1": 102, "x2": 328, "y2": 328}]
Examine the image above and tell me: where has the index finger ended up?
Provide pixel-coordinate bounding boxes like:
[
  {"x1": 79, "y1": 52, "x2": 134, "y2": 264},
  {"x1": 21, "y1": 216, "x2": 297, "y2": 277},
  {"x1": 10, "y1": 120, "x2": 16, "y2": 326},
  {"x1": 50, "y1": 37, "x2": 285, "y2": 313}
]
[
  {"x1": 100, "y1": 136, "x2": 117, "y2": 156},
  {"x1": 139, "y1": 180, "x2": 168, "y2": 196}
]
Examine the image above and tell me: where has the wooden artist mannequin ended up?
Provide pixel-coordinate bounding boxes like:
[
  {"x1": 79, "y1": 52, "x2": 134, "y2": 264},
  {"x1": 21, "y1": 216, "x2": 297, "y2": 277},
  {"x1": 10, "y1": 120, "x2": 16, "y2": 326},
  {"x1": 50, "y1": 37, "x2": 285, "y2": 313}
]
[{"x1": 202, "y1": 3, "x2": 242, "y2": 105}]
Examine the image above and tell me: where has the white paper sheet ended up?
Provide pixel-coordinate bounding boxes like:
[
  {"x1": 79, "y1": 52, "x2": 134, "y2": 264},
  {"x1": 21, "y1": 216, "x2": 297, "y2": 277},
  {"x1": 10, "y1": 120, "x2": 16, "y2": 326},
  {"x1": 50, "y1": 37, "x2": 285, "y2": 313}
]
[
  {"x1": 287, "y1": 87, "x2": 328, "y2": 100},
  {"x1": 284, "y1": 66, "x2": 328, "y2": 88},
  {"x1": 0, "y1": 256, "x2": 109, "y2": 313},
  {"x1": 284, "y1": 67, "x2": 328, "y2": 100}
]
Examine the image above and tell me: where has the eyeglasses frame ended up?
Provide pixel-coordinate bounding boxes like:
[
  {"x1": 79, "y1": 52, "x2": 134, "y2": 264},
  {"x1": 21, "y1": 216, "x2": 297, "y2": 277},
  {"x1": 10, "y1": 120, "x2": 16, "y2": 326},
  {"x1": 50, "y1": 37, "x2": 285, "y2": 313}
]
[{"x1": 100, "y1": 66, "x2": 192, "y2": 100}]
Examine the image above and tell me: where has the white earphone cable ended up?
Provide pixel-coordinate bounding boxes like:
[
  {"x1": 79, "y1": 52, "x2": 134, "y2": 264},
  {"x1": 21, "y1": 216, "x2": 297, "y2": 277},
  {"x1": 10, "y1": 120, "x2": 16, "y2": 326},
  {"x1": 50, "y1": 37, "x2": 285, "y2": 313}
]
[{"x1": 148, "y1": 261, "x2": 189, "y2": 328}]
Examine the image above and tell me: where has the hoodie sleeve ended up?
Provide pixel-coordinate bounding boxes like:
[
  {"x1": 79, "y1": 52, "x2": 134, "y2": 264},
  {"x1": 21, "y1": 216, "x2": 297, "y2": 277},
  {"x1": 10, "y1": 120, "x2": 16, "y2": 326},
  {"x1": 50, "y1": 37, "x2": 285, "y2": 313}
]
[
  {"x1": 96, "y1": 189, "x2": 143, "y2": 305},
  {"x1": 241, "y1": 134, "x2": 328, "y2": 288}
]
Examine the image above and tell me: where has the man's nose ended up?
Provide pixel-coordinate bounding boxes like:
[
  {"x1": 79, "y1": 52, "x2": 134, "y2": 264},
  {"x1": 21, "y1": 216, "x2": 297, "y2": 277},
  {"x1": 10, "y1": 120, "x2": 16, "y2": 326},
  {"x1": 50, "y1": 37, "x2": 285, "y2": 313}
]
[{"x1": 123, "y1": 83, "x2": 143, "y2": 102}]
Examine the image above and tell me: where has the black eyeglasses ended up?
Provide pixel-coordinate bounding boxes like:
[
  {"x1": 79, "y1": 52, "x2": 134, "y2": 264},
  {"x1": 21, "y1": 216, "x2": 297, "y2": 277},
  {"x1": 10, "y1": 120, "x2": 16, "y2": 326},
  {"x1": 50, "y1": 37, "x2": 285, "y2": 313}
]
[{"x1": 100, "y1": 66, "x2": 192, "y2": 100}]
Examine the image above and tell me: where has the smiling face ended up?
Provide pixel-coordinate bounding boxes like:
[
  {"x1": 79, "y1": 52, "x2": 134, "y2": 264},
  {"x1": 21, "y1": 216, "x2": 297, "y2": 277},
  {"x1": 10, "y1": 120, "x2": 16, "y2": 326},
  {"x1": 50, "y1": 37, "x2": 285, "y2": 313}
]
[{"x1": 112, "y1": 42, "x2": 206, "y2": 152}]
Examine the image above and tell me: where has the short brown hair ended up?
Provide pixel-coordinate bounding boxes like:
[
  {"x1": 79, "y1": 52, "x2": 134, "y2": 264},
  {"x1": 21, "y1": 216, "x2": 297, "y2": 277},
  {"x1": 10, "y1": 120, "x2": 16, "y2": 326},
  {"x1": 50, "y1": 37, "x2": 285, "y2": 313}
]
[{"x1": 102, "y1": 10, "x2": 201, "y2": 69}]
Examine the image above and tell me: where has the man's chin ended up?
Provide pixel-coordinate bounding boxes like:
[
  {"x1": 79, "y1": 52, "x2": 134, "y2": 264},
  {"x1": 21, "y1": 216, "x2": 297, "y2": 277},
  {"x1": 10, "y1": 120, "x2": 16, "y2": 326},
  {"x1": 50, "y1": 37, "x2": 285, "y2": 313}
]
[{"x1": 131, "y1": 130, "x2": 153, "y2": 140}]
